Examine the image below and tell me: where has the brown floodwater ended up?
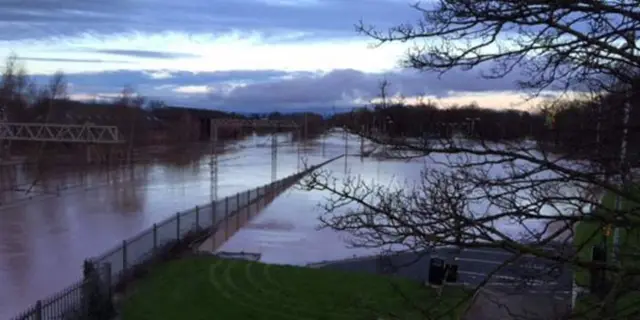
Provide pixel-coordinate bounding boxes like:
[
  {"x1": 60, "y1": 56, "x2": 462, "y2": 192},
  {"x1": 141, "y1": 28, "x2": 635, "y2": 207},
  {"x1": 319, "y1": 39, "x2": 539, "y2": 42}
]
[{"x1": 0, "y1": 136, "x2": 306, "y2": 319}]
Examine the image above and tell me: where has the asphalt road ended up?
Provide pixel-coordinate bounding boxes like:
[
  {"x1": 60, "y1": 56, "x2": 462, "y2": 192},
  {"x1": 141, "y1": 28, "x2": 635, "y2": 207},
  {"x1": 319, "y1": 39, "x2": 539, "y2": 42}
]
[{"x1": 315, "y1": 245, "x2": 573, "y2": 297}]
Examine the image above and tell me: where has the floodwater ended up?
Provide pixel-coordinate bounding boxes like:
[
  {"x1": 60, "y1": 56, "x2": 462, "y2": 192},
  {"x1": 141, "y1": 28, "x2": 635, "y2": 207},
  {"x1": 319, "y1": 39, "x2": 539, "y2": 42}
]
[
  {"x1": 219, "y1": 136, "x2": 433, "y2": 265},
  {"x1": 220, "y1": 132, "x2": 577, "y2": 266},
  {"x1": 0, "y1": 133, "x2": 322, "y2": 319},
  {"x1": 0, "y1": 129, "x2": 574, "y2": 318}
]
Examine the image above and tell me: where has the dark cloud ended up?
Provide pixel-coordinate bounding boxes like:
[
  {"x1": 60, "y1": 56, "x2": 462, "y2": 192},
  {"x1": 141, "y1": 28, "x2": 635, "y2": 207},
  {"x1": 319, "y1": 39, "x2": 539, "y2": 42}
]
[
  {"x1": 209, "y1": 66, "x2": 524, "y2": 108},
  {"x1": 91, "y1": 49, "x2": 200, "y2": 59},
  {"x1": 26, "y1": 64, "x2": 526, "y2": 110},
  {"x1": 18, "y1": 57, "x2": 132, "y2": 64},
  {"x1": 0, "y1": 0, "x2": 419, "y2": 41},
  {"x1": 29, "y1": 69, "x2": 301, "y2": 88}
]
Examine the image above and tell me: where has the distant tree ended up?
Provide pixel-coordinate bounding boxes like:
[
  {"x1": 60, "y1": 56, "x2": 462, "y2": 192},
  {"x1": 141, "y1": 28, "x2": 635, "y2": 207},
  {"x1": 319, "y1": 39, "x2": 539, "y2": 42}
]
[
  {"x1": 303, "y1": 1, "x2": 640, "y2": 319},
  {"x1": 0, "y1": 54, "x2": 34, "y2": 121},
  {"x1": 148, "y1": 100, "x2": 166, "y2": 110}
]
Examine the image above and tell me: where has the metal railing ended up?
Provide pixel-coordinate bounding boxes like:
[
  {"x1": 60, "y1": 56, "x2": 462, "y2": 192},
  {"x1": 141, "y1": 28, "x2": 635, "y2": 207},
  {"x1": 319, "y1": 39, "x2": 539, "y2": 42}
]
[{"x1": 11, "y1": 154, "x2": 344, "y2": 320}]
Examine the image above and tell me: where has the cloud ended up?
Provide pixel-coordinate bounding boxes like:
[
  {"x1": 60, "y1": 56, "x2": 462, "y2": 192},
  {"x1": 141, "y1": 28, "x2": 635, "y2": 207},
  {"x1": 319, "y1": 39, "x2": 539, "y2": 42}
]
[
  {"x1": 18, "y1": 57, "x2": 132, "y2": 64},
  {"x1": 173, "y1": 85, "x2": 210, "y2": 94},
  {"x1": 207, "y1": 66, "x2": 525, "y2": 108},
  {"x1": 91, "y1": 49, "x2": 200, "y2": 59},
  {"x1": 28, "y1": 64, "x2": 535, "y2": 111},
  {"x1": 0, "y1": 0, "x2": 418, "y2": 41}
]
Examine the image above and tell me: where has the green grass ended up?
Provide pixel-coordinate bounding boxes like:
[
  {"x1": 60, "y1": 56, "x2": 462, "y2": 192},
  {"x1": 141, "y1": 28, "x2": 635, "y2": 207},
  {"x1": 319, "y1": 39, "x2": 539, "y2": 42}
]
[
  {"x1": 573, "y1": 291, "x2": 640, "y2": 319},
  {"x1": 121, "y1": 257, "x2": 471, "y2": 320},
  {"x1": 573, "y1": 186, "x2": 640, "y2": 318},
  {"x1": 573, "y1": 186, "x2": 640, "y2": 287}
]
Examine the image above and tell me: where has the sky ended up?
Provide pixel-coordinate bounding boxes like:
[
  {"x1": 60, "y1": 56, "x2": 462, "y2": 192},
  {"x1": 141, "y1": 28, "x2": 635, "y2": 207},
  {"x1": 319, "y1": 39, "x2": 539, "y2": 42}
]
[{"x1": 0, "y1": 0, "x2": 552, "y2": 113}]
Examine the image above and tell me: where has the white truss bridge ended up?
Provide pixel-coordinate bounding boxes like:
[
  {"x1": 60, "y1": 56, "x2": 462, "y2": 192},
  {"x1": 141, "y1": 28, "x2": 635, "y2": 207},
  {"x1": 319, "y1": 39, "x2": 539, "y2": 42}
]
[{"x1": 0, "y1": 122, "x2": 124, "y2": 144}]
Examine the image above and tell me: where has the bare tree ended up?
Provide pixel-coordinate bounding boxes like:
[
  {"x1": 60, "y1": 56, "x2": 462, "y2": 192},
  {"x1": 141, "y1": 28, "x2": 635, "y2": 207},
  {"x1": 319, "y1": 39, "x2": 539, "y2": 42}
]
[
  {"x1": 26, "y1": 70, "x2": 69, "y2": 194},
  {"x1": 301, "y1": 2, "x2": 640, "y2": 319},
  {"x1": 0, "y1": 54, "x2": 32, "y2": 121},
  {"x1": 113, "y1": 85, "x2": 145, "y2": 165}
]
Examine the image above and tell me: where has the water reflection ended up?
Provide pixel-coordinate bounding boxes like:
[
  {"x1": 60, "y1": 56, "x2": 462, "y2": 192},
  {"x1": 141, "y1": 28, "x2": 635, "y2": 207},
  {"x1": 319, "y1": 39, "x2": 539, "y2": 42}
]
[
  {"x1": 110, "y1": 169, "x2": 147, "y2": 214},
  {"x1": 0, "y1": 133, "x2": 322, "y2": 319}
]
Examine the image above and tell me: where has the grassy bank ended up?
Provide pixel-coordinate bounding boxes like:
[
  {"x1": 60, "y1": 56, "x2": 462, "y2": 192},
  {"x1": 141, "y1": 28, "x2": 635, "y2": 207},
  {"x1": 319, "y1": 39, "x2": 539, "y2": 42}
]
[
  {"x1": 573, "y1": 186, "x2": 640, "y2": 317},
  {"x1": 121, "y1": 256, "x2": 470, "y2": 320},
  {"x1": 574, "y1": 187, "x2": 640, "y2": 286}
]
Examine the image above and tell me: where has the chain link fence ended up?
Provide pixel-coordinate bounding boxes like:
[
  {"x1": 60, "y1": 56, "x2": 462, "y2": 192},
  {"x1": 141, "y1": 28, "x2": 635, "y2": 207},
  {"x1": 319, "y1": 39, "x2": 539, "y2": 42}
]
[{"x1": 10, "y1": 155, "x2": 343, "y2": 320}]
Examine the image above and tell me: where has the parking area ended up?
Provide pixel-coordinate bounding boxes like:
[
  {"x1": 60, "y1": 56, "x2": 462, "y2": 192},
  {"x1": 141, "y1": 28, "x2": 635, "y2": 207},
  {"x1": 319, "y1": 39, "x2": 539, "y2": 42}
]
[{"x1": 317, "y1": 246, "x2": 572, "y2": 298}]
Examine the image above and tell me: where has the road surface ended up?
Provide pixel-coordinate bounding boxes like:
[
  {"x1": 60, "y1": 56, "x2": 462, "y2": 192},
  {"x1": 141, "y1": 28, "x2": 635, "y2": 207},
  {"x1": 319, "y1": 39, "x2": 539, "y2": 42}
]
[{"x1": 316, "y1": 245, "x2": 573, "y2": 297}]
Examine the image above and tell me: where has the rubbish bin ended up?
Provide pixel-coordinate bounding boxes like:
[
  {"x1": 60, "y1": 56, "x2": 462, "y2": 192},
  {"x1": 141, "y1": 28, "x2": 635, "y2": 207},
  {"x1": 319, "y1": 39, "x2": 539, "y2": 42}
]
[
  {"x1": 428, "y1": 258, "x2": 446, "y2": 285},
  {"x1": 590, "y1": 244, "x2": 607, "y2": 296},
  {"x1": 445, "y1": 263, "x2": 458, "y2": 283}
]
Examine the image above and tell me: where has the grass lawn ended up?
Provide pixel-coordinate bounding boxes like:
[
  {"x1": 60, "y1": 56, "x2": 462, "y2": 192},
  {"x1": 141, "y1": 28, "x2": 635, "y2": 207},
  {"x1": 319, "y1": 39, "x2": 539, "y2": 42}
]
[
  {"x1": 121, "y1": 256, "x2": 471, "y2": 320},
  {"x1": 573, "y1": 291, "x2": 640, "y2": 319},
  {"x1": 573, "y1": 185, "x2": 640, "y2": 317},
  {"x1": 574, "y1": 186, "x2": 640, "y2": 286}
]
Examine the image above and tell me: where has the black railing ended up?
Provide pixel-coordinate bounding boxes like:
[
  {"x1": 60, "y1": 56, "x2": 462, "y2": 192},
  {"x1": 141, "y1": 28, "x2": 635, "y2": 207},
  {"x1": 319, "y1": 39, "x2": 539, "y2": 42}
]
[{"x1": 11, "y1": 154, "x2": 344, "y2": 320}]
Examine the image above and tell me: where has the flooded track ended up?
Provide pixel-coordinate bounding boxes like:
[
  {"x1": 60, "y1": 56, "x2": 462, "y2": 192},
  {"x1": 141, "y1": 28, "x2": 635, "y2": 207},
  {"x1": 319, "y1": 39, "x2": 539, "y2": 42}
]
[{"x1": 0, "y1": 133, "x2": 318, "y2": 319}]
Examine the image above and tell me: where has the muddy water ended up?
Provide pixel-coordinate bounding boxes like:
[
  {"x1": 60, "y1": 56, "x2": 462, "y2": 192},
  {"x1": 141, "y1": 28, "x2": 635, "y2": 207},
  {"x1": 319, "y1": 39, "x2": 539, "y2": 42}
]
[
  {"x1": 0, "y1": 134, "x2": 321, "y2": 319},
  {"x1": 220, "y1": 134, "x2": 579, "y2": 266}
]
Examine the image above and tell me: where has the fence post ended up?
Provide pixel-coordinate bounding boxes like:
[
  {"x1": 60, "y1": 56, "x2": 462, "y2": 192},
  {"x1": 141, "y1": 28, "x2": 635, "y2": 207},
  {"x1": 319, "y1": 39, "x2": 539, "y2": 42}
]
[
  {"x1": 176, "y1": 212, "x2": 181, "y2": 240},
  {"x1": 153, "y1": 223, "x2": 158, "y2": 256},
  {"x1": 103, "y1": 262, "x2": 114, "y2": 317},
  {"x1": 255, "y1": 187, "x2": 260, "y2": 216},
  {"x1": 212, "y1": 200, "x2": 216, "y2": 228},
  {"x1": 82, "y1": 259, "x2": 102, "y2": 319},
  {"x1": 211, "y1": 201, "x2": 218, "y2": 230},
  {"x1": 237, "y1": 192, "x2": 241, "y2": 229},
  {"x1": 104, "y1": 262, "x2": 112, "y2": 296},
  {"x1": 122, "y1": 240, "x2": 128, "y2": 272},
  {"x1": 245, "y1": 190, "x2": 250, "y2": 212},
  {"x1": 225, "y1": 197, "x2": 229, "y2": 239},
  {"x1": 35, "y1": 300, "x2": 42, "y2": 320},
  {"x1": 195, "y1": 206, "x2": 200, "y2": 229}
]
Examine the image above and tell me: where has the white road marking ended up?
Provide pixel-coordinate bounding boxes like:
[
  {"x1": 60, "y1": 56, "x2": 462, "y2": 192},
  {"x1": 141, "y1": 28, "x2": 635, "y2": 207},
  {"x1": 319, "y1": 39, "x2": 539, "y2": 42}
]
[
  {"x1": 458, "y1": 270, "x2": 559, "y2": 286},
  {"x1": 455, "y1": 257, "x2": 502, "y2": 264},
  {"x1": 462, "y1": 249, "x2": 513, "y2": 256}
]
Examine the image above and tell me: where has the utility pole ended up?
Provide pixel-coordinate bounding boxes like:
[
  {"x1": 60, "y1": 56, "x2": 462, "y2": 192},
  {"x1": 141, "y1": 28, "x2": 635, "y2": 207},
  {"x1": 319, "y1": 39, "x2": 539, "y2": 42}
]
[
  {"x1": 304, "y1": 113, "x2": 309, "y2": 142},
  {"x1": 360, "y1": 125, "x2": 365, "y2": 158},
  {"x1": 297, "y1": 127, "x2": 301, "y2": 171},
  {"x1": 322, "y1": 124, "x2": 326, "y2": 158},
  {"x1": 272, "y1": 130, "x2": 278, "y2": 182},
  {"x1": 344, "y1": 127, "x2": 348, "y2": 173},
  {"x1": 208, "y1": 118, "x2": 297, "y2": 187},
  {"x1": 613, "y1": 30, "x2": 636, "y2": 264},
  {"x1": 210, "y1": 119, "x2": 219, "y2": 202}
]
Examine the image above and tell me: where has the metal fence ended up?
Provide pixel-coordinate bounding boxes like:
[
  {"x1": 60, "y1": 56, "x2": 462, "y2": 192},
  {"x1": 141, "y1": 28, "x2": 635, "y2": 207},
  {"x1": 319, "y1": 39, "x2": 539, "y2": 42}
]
[
  {"x1": 90, "y1": 180, "x2": 278, "y2": 287},
  {"x1": 10, "y1": 154, "x2": 344, "y2": 320},
  {"x1": 11, "y1": 175, "x2": 295, "y2": 319}
]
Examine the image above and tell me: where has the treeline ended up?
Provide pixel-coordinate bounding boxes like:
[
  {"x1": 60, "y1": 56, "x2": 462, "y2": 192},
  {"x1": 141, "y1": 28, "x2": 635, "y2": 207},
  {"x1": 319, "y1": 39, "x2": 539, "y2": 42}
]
[
  {"x1": 330, "y1": 93, "x2": 640, "y2": 167},
  {"x1": 0, "y1": 55, "x2": 328, "y2": 152},
  {"x1": 246, "y1": 111, "x2": 326, "y2": 140}
]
